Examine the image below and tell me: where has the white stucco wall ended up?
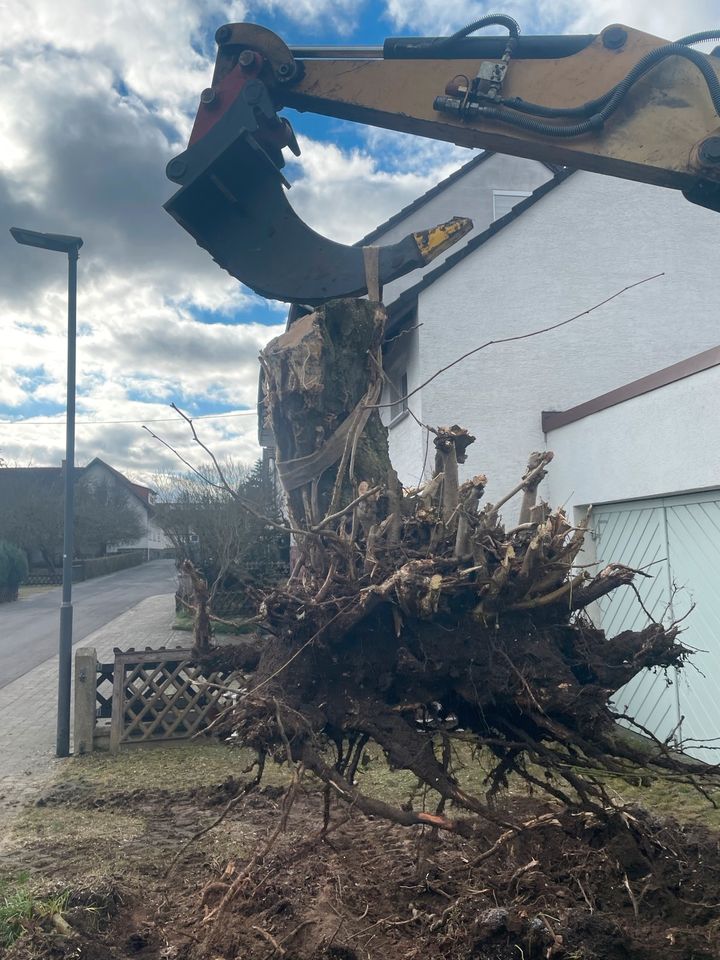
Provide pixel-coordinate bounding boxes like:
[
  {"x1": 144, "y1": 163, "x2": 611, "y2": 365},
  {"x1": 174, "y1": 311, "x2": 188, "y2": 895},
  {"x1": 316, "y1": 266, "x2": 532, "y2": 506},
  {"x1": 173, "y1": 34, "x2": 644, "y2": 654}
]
[
  {"x1": 375, "y1": 154, "x2": 551, "y2": 306},
  {"x1": 391, "y1": 170, "x2": 720, "y2": 520},
  {"x1": 546, "y1": 364, "x2": 720, "y2": 512},
  {"x1": 381, "y1": 323, "x2": 429, "y2": 487},
  {"x1": 83, "y1": 460, "x2": 169, "y2": 553}
]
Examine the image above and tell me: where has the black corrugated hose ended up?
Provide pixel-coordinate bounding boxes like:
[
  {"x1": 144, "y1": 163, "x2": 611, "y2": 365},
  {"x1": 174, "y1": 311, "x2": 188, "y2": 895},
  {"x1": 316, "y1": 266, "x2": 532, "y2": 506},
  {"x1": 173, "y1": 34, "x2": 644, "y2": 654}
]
[
  {"x1": 476, "y1": 35, "x2": 720, "y2": 136},
  {"x1": 443, "y1": 14, "x2": 520, "y2": 42},
  {"x1": 676, "y1": 30, "x2": 720, "y2": 45},
  {"x1": 409, "y1": 13, "x2": 520, "y2": 53}
]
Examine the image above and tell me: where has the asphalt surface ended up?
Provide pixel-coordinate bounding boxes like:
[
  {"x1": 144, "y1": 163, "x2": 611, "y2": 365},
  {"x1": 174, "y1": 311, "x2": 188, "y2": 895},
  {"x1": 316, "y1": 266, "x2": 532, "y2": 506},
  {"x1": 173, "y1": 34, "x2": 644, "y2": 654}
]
[{"x1": 0, "y1": 559, "x2": 177, "y2": 688}]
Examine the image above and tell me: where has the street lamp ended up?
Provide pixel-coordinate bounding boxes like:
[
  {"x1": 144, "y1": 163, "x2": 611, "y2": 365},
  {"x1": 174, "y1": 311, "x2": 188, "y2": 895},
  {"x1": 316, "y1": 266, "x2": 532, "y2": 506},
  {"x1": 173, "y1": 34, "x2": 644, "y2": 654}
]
[{"x1": 10, "y1": 227, "x2": 83, "y2": 759}]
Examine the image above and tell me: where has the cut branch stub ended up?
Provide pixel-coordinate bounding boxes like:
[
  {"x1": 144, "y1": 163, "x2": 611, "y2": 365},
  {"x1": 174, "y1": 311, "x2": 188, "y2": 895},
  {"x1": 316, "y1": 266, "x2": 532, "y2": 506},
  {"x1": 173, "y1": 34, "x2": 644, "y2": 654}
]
[
  {"x1": 433, "y1": 425, "x2": 476, "y2": 524},
  {"x1": 519, "y1": 451, "x2": 551, "y2": 524}
]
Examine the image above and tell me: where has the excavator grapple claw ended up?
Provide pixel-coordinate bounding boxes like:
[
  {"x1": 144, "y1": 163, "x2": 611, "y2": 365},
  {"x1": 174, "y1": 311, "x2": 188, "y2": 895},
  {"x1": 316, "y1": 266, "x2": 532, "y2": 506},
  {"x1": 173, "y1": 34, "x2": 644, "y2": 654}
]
[
  {"x1": 164, "y1": 74, "x2": 472, "y2": 305},
  {"x1": 166, "y1": 20, "x2": 720, "y2": 305}
]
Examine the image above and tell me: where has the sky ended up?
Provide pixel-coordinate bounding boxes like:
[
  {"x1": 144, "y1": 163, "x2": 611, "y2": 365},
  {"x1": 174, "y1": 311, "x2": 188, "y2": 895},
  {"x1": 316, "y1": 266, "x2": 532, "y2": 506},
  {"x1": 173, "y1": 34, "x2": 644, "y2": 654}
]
[{"x1": 1, "y1": 0, "x2": 717, "y2": 483}]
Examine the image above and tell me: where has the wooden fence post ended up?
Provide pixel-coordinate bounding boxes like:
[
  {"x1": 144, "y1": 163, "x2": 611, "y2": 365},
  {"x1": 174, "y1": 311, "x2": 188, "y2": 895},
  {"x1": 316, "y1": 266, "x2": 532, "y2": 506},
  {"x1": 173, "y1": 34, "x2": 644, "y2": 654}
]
[
  {"x1": 73, "y1": 647, "x2": 97, "y2": 755},
  {"x1": 109, "y1": 651, "x2": 126, "y2": 755}
]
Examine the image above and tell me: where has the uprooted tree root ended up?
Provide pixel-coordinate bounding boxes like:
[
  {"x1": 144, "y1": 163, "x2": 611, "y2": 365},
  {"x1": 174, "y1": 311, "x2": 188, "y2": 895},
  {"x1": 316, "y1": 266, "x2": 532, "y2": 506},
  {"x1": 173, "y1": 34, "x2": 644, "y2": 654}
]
[{"x1": 175, "y1": 298, "x2": 720, "y2": 952}]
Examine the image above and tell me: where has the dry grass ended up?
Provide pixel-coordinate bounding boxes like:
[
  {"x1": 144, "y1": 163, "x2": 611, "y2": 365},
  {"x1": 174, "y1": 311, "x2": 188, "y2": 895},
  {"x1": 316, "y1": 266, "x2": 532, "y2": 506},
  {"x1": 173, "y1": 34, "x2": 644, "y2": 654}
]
[{"x1": 2, "y1": 737, "x2": 719, "y2": 903}]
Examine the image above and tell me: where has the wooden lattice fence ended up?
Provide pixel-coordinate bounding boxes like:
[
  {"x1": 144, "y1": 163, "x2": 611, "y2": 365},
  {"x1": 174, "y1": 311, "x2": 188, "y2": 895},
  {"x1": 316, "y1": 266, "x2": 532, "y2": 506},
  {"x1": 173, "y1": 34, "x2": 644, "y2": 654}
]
[
  {"x1": 96, "y1": 661, "x2": 114, "y2": 720},
  {"x1": 109, "y1": 648, "x2": 244, "y2": 753}
]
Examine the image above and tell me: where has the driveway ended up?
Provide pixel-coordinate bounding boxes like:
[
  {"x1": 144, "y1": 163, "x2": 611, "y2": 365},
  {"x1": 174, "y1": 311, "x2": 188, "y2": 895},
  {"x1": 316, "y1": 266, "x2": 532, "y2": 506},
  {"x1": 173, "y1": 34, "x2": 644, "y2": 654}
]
[{"x1": 0, "y1": 559, "x2": 177, "y2": 688}]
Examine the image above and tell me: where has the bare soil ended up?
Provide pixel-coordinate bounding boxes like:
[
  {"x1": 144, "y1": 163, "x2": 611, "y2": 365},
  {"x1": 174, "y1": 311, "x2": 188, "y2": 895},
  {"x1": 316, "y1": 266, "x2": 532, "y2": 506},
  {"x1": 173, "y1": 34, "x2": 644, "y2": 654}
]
[{"x1": 2, "y1": 743, "x2": 720, "y2": 960}]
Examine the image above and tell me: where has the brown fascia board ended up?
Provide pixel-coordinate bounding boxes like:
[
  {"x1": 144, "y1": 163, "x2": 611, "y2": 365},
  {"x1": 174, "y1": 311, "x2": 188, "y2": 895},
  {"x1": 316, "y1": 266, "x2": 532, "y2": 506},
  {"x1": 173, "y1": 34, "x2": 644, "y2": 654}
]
[{"x1": 542, "y1": 344, "x2": 720, "y2": 433}]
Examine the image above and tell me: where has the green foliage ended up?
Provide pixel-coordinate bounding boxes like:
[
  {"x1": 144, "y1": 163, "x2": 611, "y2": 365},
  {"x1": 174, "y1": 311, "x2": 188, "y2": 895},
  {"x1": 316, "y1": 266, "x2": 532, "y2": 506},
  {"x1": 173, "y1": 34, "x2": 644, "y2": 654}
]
[
  {"x1": 0, "y1": 474, "x2": 64, "y2": 570},
  {"x1": 0, "y1": 875, "x2": 69, "y2": 948},
  {"x1": 0, "y1": 540, "x2": 29, "y2": 591}
]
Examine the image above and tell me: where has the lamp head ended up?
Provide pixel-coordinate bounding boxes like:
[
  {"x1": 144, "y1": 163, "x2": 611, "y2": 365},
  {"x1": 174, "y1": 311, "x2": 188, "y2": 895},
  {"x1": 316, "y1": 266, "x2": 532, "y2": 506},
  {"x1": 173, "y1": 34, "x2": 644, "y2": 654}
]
[{"x1": 10, "y1": 227, "x2": 83, "y2": 254}]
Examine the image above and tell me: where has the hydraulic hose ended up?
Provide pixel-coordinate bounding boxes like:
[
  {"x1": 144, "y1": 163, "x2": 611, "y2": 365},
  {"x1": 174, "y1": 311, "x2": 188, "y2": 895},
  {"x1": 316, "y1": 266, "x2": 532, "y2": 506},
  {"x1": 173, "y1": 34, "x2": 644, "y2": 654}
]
[
  {"x1": 444, "y1": 14, "x2": 520, "y2": 42},
  {"x1": 470, "y1": 40, "x2": 720, "y2": 135},
  {"x1": 409, "y1": 14, "x2": 520, "y2": 54},
  {"x1": 676, "y1": 30, "x2": 720, "y2": 46}
]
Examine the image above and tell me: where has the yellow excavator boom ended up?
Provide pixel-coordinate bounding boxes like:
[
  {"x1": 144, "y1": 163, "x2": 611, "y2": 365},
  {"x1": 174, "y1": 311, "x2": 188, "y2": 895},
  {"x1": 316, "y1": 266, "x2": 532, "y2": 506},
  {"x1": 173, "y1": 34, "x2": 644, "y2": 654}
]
[{"x1": 165, "y1": 20, "x2": 720, "y2": 304}]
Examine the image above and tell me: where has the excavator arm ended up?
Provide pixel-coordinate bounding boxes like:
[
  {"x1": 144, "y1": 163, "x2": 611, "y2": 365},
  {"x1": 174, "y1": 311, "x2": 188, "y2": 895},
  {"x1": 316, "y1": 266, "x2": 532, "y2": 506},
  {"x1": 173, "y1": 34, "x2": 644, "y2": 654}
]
[{"x1": 165, "y1": 20, "x2": 720, "y2": 304}]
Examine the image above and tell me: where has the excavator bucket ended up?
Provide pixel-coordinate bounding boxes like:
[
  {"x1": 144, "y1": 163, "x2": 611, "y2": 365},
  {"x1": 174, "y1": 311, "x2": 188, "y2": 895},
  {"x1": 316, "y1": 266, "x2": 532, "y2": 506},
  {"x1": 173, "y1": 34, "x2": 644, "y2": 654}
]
[{"x1": 164, "y1": 72, "x2": 471, "y2": 305}]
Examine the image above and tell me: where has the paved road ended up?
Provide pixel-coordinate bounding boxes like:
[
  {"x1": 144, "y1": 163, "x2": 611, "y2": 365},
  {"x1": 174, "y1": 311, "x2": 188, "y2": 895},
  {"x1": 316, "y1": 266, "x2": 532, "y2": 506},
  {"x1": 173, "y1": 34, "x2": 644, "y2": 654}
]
[{"x1": 0, "y1": 559, "x2": 177, "y2": 688}]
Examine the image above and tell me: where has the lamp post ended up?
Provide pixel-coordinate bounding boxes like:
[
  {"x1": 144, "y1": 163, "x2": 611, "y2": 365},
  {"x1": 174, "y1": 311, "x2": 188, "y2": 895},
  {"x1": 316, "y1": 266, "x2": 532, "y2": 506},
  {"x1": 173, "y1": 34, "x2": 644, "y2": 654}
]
[{"x1": 10, "y1": 227, "x2": 83, "y2": 758}]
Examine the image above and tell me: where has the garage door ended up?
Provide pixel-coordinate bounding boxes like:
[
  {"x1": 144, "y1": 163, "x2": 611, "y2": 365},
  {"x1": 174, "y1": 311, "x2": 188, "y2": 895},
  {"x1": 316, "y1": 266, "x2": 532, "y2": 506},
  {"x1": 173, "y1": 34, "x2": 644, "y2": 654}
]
[{"x1": 593, "y1": 491, "x2": 720, "y2": 761}]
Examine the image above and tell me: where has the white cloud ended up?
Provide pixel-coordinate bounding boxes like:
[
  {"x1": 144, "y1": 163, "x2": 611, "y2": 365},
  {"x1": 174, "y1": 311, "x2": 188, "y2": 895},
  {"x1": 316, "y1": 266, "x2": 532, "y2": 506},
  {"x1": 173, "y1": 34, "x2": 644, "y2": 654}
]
[
  {"x1": 382, "y1": 0, "x2": 551, "y2": 36},
  {"x1": 240, "y1": 0, "x2": 363, "y2": 33},
  {"x1": 0, "y1": 1, "x2": 299, "y2": 476},
  {"x1": 0, "y1": 405, "x2": 264, "y2": 480},
  {"x1": 382, "y1": 0, "x2": 718, "y2": 38},
  {"x1": 287, "y1": 133, "x2": 470, "y2": 244},
  {"x1": 0, "y1": 0, "x2": 230, "y2": 140},
  {"x1": 566, "y1": 1, "x2": 720, "y2": 37},
  {"x1": 0, "y1": 0, "x2": 566, "y2": 479}
]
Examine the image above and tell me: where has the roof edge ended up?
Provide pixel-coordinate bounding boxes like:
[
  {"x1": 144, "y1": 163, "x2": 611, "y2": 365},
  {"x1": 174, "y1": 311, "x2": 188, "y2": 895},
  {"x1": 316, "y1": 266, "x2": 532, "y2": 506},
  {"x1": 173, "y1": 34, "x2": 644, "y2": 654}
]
[
  {"x1": 386, "y1": 167, "x2": 576, "y2": 326},
  {"x1": 84, "y1": 457, "x2": 154, "y2": 506},
  {"x1": 542, "y1": 344, "x2": 720, "y2": 433},
  {"x1": 355, "y1": 151, "x2": 494, "y2": 246}
]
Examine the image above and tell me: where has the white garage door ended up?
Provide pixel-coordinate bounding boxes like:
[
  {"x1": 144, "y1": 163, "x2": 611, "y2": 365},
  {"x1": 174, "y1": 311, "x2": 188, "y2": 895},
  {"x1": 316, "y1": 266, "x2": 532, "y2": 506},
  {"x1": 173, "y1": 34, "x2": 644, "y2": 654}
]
[{"x1": 593, "y1": 491, "x2": 720, "y2": 761}]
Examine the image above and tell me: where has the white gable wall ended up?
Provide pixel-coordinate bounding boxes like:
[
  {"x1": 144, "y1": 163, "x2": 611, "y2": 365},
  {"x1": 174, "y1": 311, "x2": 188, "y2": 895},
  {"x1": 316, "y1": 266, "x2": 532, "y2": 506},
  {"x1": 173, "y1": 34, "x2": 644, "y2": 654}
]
[
  {"x1": 387, "y1": 171, "x2": 720, "y2": 516},
  {"x1": 374, "y1": 154, "x2": 552, "y2": 306},
  {"x1": 381, "y1": 322, "x2": 428, "y2": 490},
  {"x1": 82, "y1": 460, "x2": 168, "y2": 554},
  {"x1": 544, "y1": 369, "x2": 720, "y2": 759}
]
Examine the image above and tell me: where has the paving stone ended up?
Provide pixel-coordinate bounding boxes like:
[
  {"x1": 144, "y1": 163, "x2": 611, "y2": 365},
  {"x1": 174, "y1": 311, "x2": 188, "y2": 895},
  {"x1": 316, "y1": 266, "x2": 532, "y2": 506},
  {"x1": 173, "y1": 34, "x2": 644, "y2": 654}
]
[{"x1": 0, "y1": 593, "x2": 176, "y2": 823}]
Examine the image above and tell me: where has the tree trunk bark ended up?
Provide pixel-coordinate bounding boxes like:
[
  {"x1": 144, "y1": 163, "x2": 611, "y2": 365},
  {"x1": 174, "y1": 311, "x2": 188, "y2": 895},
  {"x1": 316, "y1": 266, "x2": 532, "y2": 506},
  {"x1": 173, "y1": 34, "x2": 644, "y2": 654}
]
[{"x1": 261, "y1": 300, "x2": 400, "y2": 531}]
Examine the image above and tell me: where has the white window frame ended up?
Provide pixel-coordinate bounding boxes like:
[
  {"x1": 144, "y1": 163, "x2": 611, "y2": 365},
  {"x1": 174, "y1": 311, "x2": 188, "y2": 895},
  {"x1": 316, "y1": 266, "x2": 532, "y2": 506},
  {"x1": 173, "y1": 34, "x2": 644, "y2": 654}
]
[
  {"x1": 388, "y1": 370, "x2": 409, "y2": 425},
  {"x1": 492, "y1": 190, "x2": 532, "y2": 221}
]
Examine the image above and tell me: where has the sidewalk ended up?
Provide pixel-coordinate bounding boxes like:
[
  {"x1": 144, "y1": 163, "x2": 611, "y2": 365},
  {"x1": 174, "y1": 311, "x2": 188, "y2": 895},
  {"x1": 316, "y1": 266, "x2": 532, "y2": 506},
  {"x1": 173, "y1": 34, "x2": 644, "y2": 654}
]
[{"x1": 0, "y1": 593, "x2": 176, "y2": 822}]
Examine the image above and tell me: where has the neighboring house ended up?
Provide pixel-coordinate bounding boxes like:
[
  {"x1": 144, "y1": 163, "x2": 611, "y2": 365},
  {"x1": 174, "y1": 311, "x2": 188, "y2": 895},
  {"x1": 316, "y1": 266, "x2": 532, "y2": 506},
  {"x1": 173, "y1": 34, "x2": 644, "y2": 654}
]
[
  {"x1": 261, "y1": 150, "x2": 720, "y2": 757},
  {"x1": 0, "y1": 458, "x2": 169, "y2": 562},
  {"x1": 82, "y1": 458, "x2": 169, "y2": 556}
]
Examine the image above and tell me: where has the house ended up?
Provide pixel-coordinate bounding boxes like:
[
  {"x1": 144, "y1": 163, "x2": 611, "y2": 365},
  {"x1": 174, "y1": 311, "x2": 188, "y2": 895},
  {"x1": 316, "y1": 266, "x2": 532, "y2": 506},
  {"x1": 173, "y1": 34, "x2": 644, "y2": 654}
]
[
  {"x1": 359, "y1": 151, "x2": 720, "y2": 759},
  {"x1": 0, "y1": 458, "x2": 169, "y2": 564},
  {"x1": 542, "y1": 350, "x2": 720, "y2": 761},
  {"x1": 82, "y1": 458, "x2": 169, "y2": 557}
]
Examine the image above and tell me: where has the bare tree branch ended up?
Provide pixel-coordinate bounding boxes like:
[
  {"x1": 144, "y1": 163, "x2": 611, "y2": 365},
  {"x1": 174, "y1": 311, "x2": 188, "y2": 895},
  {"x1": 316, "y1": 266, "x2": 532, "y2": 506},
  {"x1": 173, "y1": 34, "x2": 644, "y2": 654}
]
[{"x1": 369, "y1": 274, "x2": 664, "y2": 409}]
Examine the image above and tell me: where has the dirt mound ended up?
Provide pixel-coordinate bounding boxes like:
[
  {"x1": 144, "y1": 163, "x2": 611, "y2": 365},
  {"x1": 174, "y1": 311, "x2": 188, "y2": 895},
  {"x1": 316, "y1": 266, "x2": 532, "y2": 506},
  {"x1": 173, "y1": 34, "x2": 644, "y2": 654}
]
[
  {"x1": 193, "y1": 795, "x2": 720, "y2": 960},
  {"x1": 6, "y1": 777, "x2": 720, "y2": 960}
]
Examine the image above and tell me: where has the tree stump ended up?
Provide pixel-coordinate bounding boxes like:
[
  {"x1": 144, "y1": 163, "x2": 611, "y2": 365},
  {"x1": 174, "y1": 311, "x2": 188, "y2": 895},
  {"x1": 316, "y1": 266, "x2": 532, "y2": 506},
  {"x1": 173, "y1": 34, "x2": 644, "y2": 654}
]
[{"x1": 201, "y1": 297, "x2": 704, "y2": 834}]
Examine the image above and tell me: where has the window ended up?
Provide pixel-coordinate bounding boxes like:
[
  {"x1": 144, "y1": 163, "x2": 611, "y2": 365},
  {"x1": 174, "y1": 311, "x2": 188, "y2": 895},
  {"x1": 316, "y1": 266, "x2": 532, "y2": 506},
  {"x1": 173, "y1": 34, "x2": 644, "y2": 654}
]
[
  {"x1": 389, "y1": 371, "x2": 408, "y2": 423},
  {"x1": 492, "y1": 190, "x2": 532, "y2": 221}
]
